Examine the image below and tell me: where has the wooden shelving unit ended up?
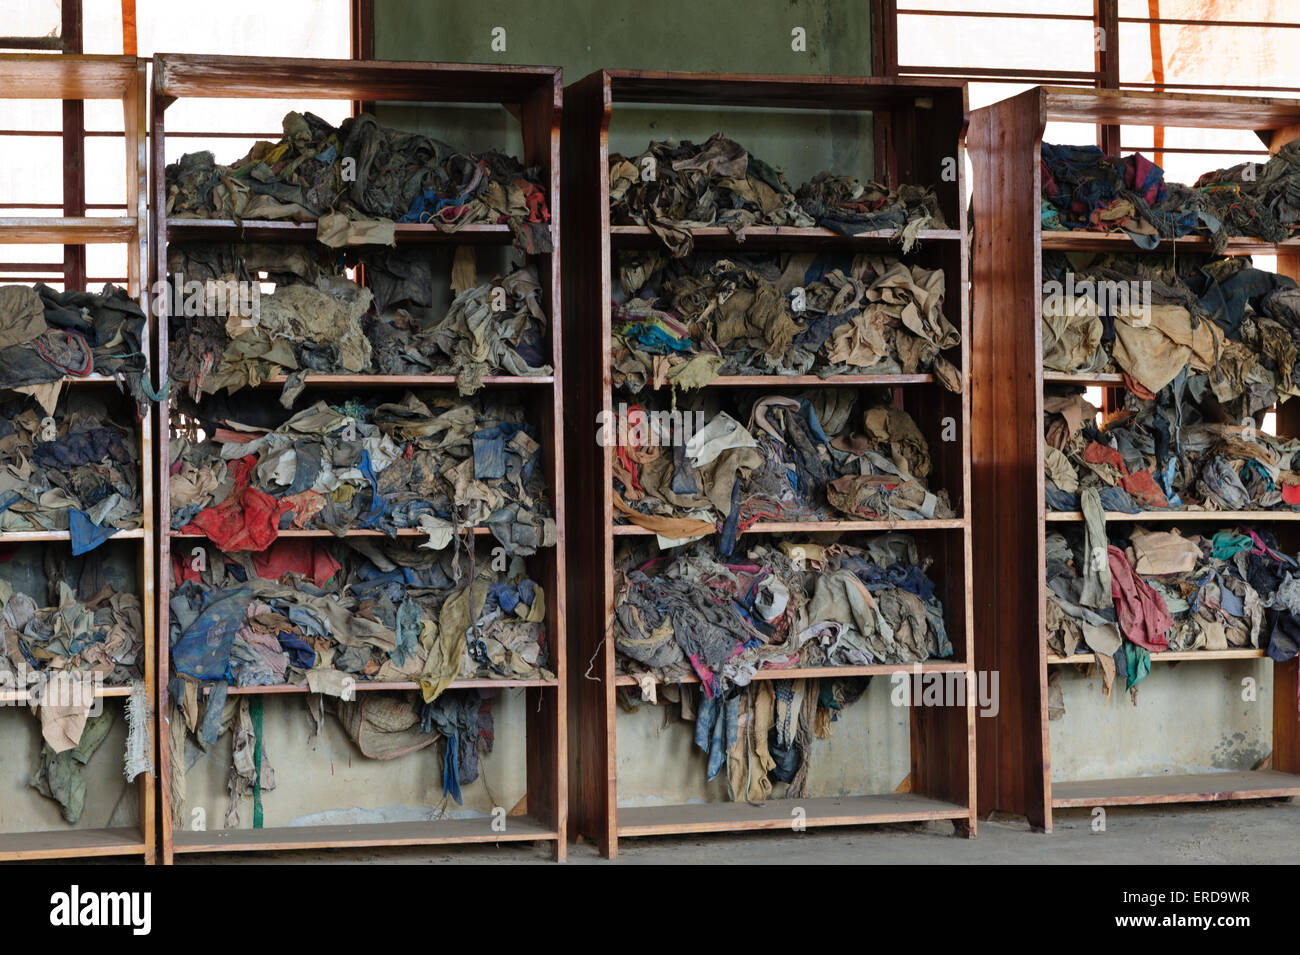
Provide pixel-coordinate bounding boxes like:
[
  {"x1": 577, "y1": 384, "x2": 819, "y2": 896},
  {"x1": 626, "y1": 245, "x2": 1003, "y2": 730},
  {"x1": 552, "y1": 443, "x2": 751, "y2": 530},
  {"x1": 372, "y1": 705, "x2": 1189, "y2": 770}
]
[
  {"x1": 150, "y1": 54, "x2": 566, "y2": 863},
  {"x1": 0, "y1": 54, "x2": 155, "y2": 863},
  {"x1": 563, "y1": 70, "x2": 975, "y2": 858},
  {"x1": 970, "y1": 86, "x2": 1300, "y2": 830}
]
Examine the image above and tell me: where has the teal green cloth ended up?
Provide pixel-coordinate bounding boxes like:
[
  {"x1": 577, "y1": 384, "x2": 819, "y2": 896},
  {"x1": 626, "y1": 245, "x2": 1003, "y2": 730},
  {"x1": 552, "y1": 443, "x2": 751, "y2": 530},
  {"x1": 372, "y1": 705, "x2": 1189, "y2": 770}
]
[
  {"x1": 1126, "y1": 643, "x2": 1151, "y2": 691},
  {"x1": 1211, "y1": 530, "x2": 1253, "y2": 561},
  {"x1": 31, "y1": 709, "x2": 114, "y2": 824},
  {"x1": 252, "y1": 696, "x2": 264, "y2": 829}
]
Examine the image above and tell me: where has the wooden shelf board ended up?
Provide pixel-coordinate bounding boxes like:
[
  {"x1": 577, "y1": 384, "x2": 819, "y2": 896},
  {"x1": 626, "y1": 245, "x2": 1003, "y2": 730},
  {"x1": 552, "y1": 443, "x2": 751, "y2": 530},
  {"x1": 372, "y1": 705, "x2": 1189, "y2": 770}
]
[
  {"x1": 1048, "y1": 649, "x2": 1266, "y2": 665},
  {"x1": 0, "y1": 528, "x2": 144, "y2": 543},
  {"x1": 165, "y1": 218, "x2": 529, "y2": 244},
  {"x1": 210, "y1": 678, "x2": 558, "y2": 696},
  {"x1": 0, "y1": 217, "x2": 137, "y2": 244},
  {"x1": 0, "y1": 55, "x2": 137, "y2": 100},
  {"x1": 612, "y1": 518, "x2": 965, "y2": 536},
  {"x1": 698, "y1": 373, "x2": 936, "y2": 387},
  {"x1": 610, "y1": 224, "x2": 960, "y2": 251},
  {"x1": 0, "y1": 826, "x2": 146, "y2": 861},
  {"x1": 1043, "y1": 371, "x2": 1126, "y2": 386},
  {"x1": 0, "y1": 684, "x2": 134, "y2": 704},
  {"x1": 155, "y1": 54, "x2": 560, "y2": 104},
  {"x1": 172, "y1": 816, "x2": 558, "y2": 853},
  {"x1": 1039, "y1": 230, "x2": 1300, "y2": 255},
  {"x1": 607, "y1": 72, "x2": 967, "y2": 111},
  {"x1": 1040, "y1": 86, "x2": 1300, "y2": 131},
  {"x1": 172, "y1": 526, "x2": 493, "y2": 539},
  {"x1": 1046, "y1": 510, "x2": 1300, "y2": 523},
  {"x1": 615, "y1": 661, "x2": 969, "y2": 686},
  {"x1": 256, "y1": 373, "x2": 554, "y2": 388},
  {"x1": 1051, "y1": 770, "x2": 1300, "y2": 808},
  {"x1": 616, "y1": 793, "x2": 969, "y2": 836}
]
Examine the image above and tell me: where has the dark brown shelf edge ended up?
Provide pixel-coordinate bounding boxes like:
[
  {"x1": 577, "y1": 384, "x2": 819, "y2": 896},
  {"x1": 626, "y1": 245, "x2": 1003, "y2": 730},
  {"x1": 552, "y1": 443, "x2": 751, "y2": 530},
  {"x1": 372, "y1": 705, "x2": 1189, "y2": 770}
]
[
  {"x1": 0, "y1": 826, "x2": 147, "y2": 860},
  {"x1": 170, "y1": 527, "x2": 498, "y2": 538},
  {"x1": 1048, "y1": 649, "x2": 1266, "y2": 665},
  {"x1": 1046, "y1": 510, "x2": 1300, "y2": 522},
  {"x1": 171, "y1": 816, "x2": 558, "y2": 853},
  {"x1": 1041, "y1": 230, "x2": 1300, "y2": 255},
  {"x1": 251, "y1": 374, "x2": 554, "y2": 388},
  {"x1": 207, "y1": 678, "x2": 558, "y2": 695},
  {"x1": 611, "y1": 518, "x2": 965, "y2": 536},
  {"x1": 614, "y1": 661, "x2": 969, "y2": 686},
  {"x1": 616, "y1": 793, "x2": 970, "y2": 836},
  {"x1": 1043, "y1": 371, "x2": 1125, "y2": 385},
  {"x1": 1050, "y1": 770, "x2": 1300, "y2": 807},
  {"x1": 610, "y1": 225, "x2": 962, "y2": 245},
  {"x1": 164, "y1": 219, "x2": 552, "y2": 246},
  {"x1": 0, "y1": 528, "x2": 146, "y2": 541}
]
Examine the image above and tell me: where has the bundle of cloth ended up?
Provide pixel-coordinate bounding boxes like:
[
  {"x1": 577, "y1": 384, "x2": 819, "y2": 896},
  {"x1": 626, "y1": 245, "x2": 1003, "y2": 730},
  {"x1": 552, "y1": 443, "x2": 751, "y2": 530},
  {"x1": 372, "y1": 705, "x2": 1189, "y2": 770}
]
[
  {"x1": 165, "y1": 110, "x2": 551, "y2": 254},
  {"x1": 618, "y1": 672, "x2": 871, "y2": 803},
  {"x1": 0, "y1": 548, "x2": 149, "y2": 823},
  {"x1": 1046, "y1": 524, "x2": 1300, "y2": 708},
  {"x1": 0, "y1": 547, "x2": 144, "y2": 689},
  {"x1": 168, "y1": 243, "x2": 551, "y2": 402},
  {"x1": 168, "y1": 538, "x2": 542, "y2": 823},
  {"x1": 613, "y1": 389, "x2": 954, "y2": 552},
  {"x1": 1042, "y1": 251, "x2": 1300, "y2": 420},
  {"x1": 1044, "y1": 386, "x2": 1300, "y2": 515},
  {"x1": 0, "y1": 284, "x2": 151, "y2": 416},
  {"x1": 169, "y1": 538, "x2": 550, "y2": 710},
  {"x1": 609, "y1": 134, "x2": 946, "y2": 255},
  {"x1": 170, "y1": 392, "x2": 555, "y2": 558},
  {"x1": 0, "y1": 394, "x2": 140, "y2": 551},
  {"x1": 613, "y1": 251, "x2": 959, "y2": 389},
  {"x1": 1041, "y1": 141, "x2": 1300, "y2": 250},
  {"x1": 614, "y1": 534, "x2": 952, "y2": 695}
]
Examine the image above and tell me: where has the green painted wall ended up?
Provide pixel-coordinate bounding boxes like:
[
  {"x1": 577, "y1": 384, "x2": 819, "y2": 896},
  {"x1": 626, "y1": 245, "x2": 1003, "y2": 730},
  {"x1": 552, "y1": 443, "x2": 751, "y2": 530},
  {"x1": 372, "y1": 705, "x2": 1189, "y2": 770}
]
[{"x1": 373, "y1": 0, "x2": 876, "y2": 185}]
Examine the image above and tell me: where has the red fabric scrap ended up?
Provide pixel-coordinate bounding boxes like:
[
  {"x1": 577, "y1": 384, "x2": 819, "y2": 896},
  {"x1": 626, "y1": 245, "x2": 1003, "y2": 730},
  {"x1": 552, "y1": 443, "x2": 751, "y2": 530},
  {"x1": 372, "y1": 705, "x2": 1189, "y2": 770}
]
[
  {"x1": 251, "y1": 540, "x2": 341, "y2": 589},
  {"x1": 1120, "y1": 469, "x2": 1169, "y2": 509},
  {"x1": 1108, "y1": 545, "x2": 1171, "y2": 652}
]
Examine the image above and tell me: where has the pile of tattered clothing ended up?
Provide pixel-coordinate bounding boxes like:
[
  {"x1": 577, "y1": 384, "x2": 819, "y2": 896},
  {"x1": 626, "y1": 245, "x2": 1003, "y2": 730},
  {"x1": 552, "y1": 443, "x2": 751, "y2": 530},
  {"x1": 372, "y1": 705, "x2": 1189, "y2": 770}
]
[
  {"x1": 167, "y1": 243, "x2": 551, "y2": 400},
  {"x1": 1041, "y1": 140, "x2": 1300, "y2": 250},
  {"x1": 613, "y1": 251, "x2": 959, "y2": 389},
  {"x1": 169, "y1": 538, "x2": 551, "y2": 708},
  {"x1": 610, "y1": 134, "x2": 946, "y2": 255},
  {"x1": 165, "y1": 111, "x2": 551, "y2": 254},
  {"x1": 0, "y1": 284, "x2": 151, "y2": 415},
  {"x1": 1044, "y1": 386, "x2": 1300, "y2": 514},
  {"x1": 0, "y1": 548, "x2": 144, "y2": 689},
  {"x1": 613, "y1": 389, "x2": 954, "y2": 549},
  {"x1": 1042, "y1": 251, "x2": 1300, "y2": 420},
  {"x1": 1046, "y1": 524, "x2": 1300, "y2": 706},
  {"x1": 618, "y1": 672, "x2": 871, "y2": 803},
  {"x1": 0, "y1": 395, "x2": 141, "y2": 551},
  {"x1": 614, "y1": 534, "x2": 952, "y2": 692},
  {"x1": 170, "y1": 392, "x2": 555, "y2": 557},
  {"x1": 796, "y1": 172, "x2": 948, "y2": 248}
]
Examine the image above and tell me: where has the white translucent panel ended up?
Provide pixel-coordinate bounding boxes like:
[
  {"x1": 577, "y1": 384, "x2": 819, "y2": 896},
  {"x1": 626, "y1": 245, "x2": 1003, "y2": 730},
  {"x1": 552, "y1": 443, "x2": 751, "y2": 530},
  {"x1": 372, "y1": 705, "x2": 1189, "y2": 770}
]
[
  {"x1": 2, "y1": 0, "x2": 62, "y2": 41},
  {"x1": 909, "y1": 0, "x2": 1092, "y2": 11},
  {"x1": 85, "y1": 243, "x2": 127, "y2": 283},
  {"x1": 131, "y1": 0, "x2": 349, "y2": 58},
  {"x1": 1118, "y1": 21, "x2": 1300, "y2": 90},
  {"x1": 0, "y1": 135, "x2": 64, "y2": 205},
  {"x1": 1119, "y1": 0, "x2": 1296, "y2": 21},
  {"x1": 900, "y1": 12, "x2": 1097, "y2": 72},
  {"x1": 84, "y1": 134, "x2": 127, "y2": 208},
  {"x1": 0, "y1": 99, "x2": 61, "y2": 130}
]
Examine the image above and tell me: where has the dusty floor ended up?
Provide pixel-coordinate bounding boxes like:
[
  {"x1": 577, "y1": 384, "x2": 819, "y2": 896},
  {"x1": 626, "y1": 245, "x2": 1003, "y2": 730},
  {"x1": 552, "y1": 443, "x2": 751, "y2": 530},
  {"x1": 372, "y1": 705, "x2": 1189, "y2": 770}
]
[{"x1": 176, "y1": 799, "x2": 1299, "y2": 864}]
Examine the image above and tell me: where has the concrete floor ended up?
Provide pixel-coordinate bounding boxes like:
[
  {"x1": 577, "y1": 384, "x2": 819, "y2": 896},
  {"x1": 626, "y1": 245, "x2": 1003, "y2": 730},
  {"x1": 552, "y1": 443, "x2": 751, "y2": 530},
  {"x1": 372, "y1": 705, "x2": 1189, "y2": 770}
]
[{"x1": 174, "y1": 799, "x2": 1299, "y2": 864}]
